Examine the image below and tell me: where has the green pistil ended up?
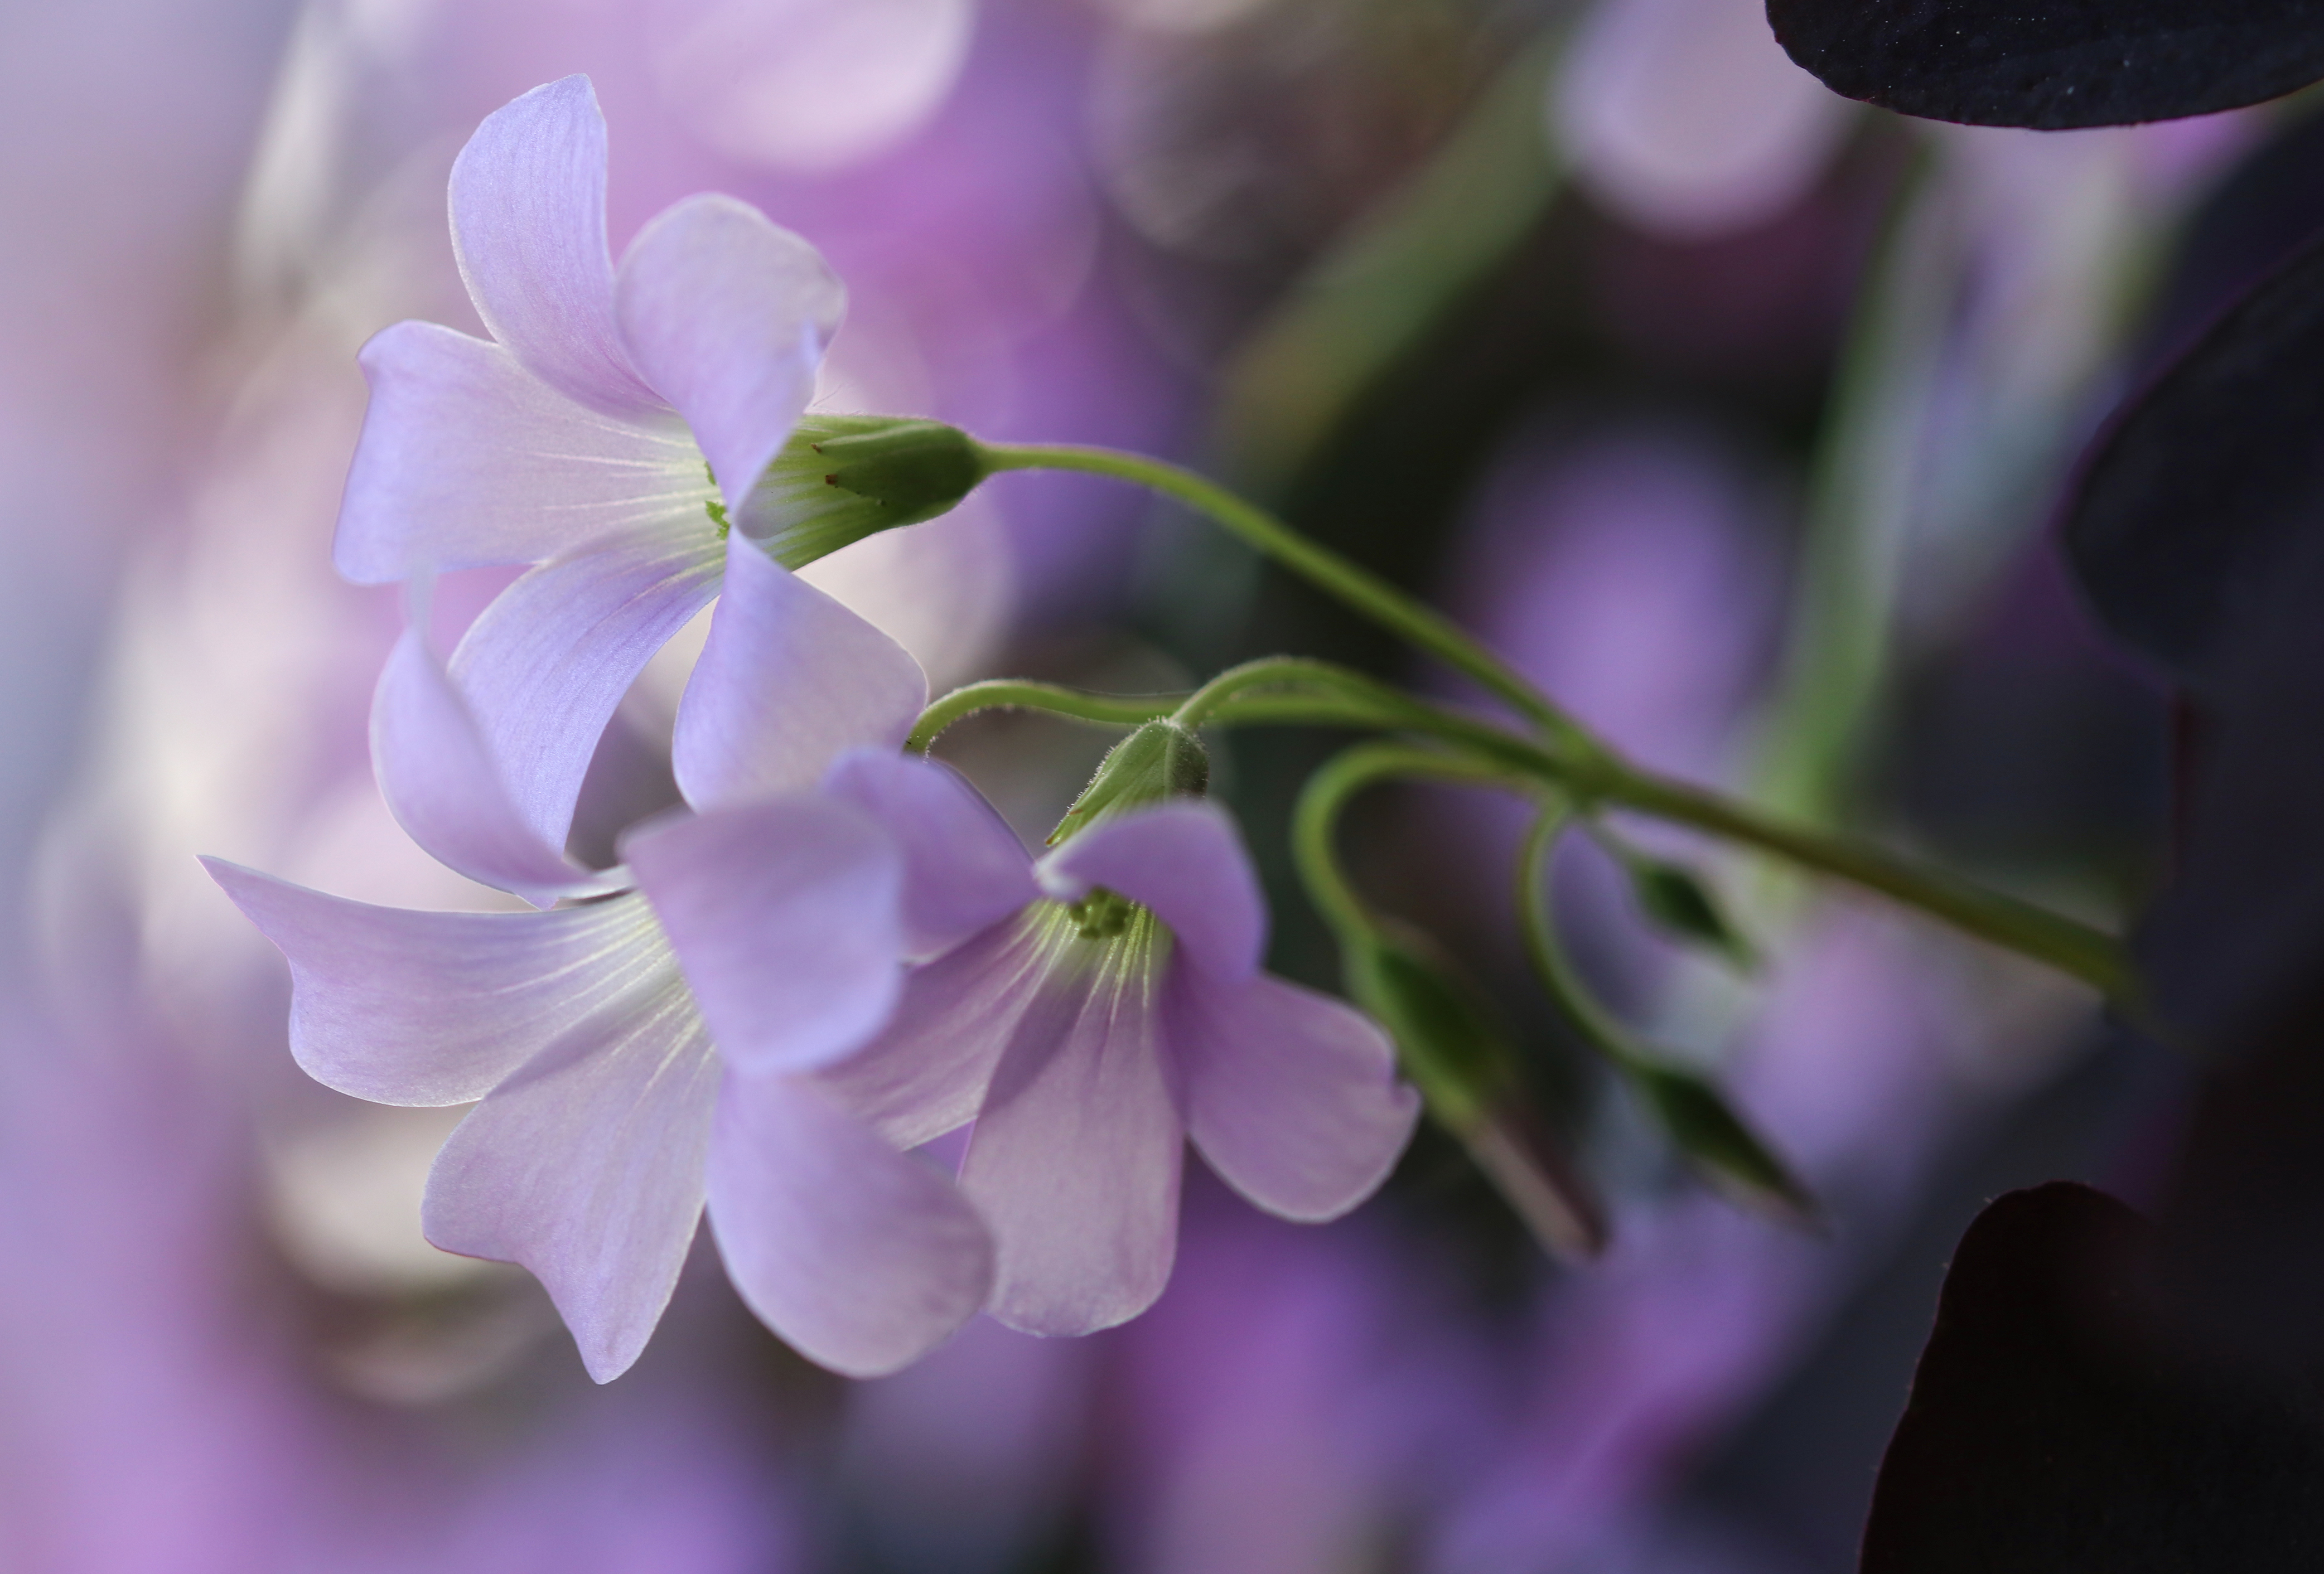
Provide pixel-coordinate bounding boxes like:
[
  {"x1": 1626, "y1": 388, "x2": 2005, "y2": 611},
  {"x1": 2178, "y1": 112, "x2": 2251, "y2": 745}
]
[{"x1": 1067, "y1": 886, "x2": 1138, "y2": 941}]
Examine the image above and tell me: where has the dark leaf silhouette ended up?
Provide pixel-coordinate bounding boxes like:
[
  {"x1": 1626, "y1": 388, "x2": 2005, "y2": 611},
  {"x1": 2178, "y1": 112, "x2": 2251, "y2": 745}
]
[
  {"x1": 1768, "y1": 0, "x2": 2324, "y2": 129},
  {"x1": 1861, "y1": 1183, "x2": 2324, "y2": 1572}
]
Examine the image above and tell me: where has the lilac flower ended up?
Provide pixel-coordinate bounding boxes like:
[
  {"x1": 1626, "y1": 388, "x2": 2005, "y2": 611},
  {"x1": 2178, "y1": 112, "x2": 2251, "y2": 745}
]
[
  {"x1": 814, "y1": 767, "x2": 1424, "y2": 1336},
  {"x1": 207, "y1": 544, "x2": 990, "y2": 1384},
  {"x1": 335, "y1": 73, "x2": 883, "y2": 875}
]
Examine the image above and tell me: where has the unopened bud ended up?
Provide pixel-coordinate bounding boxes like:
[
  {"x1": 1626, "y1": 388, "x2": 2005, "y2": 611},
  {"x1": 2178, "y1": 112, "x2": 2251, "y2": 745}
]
[{"x1": 1349, "y1": 932, "x2": 1606, "y2": 1258}]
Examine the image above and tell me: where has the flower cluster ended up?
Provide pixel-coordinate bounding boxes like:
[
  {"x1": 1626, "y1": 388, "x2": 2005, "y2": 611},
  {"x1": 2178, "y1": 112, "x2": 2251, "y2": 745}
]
[{"x1": 211, "y1": 76, "x2": 1418, "y2": 1382}]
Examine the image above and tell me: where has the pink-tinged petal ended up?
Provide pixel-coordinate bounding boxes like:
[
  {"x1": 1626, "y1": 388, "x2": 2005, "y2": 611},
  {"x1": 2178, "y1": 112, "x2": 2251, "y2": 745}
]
[
  {"x1": 672, "y1": 535, "x2": 927, "y2": 810},
  {"x1": 370, "y1": 629, "x2": 620, "y2": 907},
  {"x1": 424, "y1": 970, "x2": 718, "y2": 1383},
  {"x1": 962, "y1": 943, "x2": 1186, "y2": 1336},
  {"x1": 335, "y1": 322, "x2": 706, "y2": 585},
  {"x1": 449, "y1": 529, "x2": 724, "y2": 856},
  {"x1": 706, "y1": 1072, "x2": 991, "y2": 1377},
  {"x1": 626, "y1": 796, "x2": 903, "y2": 1076},
  {"x1": 1037, "y1": 802, "x2": 1265, "y2": 981},
  {"x1": 1168, "y1": 966, "x2": 1420, "y2": 1222},
  {"x1": 822, "y1": 750, "x2": 1036, "y2": 958},
  {"x1": 206, "y1": 861, "x2": 668, "y2": 1106},
  {"x1": 448, "y1": 75, "x2": 662, "y2": 416},
  {"x1": 615, "y1": 194, "x2": 842, "y2": 512},
  {"x1": 812, "y1": 912, "x2": 1054, "y2": 1148}
]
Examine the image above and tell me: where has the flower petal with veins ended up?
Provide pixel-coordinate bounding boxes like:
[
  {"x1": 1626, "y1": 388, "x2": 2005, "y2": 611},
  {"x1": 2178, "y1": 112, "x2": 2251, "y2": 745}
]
[
  {"x1": 424, "y1": 966, "x2": 720, "y2": 1384},
  {"x1": 615, "y1": 193, "x2": 843, "y2": 513},
  {"x1": 1170, "y1": 966, "x2": 1419, "y2": 1222},
  {"x1": 627, "y1": 795, "x2": 905, "y2": 1076},
  {"x1": 369, "y1": 629, "x2": 621, "y2": 907},
  {"x1": 336, "y1": 321, "x2": 704, "y2": 585},
  {"x1": 448, "y1": 74, "x2": 663, "y2": 417},
  {"x1": 707, "y1": 1072, "x2": 992, "y2": 1377},
  {"x1": 672, "y1": 534, "x2": 927, "y2": 810},
  {"x1": 823, "y1": 749, "x2": 1037, "y2": 958},
  {"x1": 447, "y1": 527, "x2": 724, "y2": 856},
  {"x1": 961, "y1": 922, "x2": 1186, "y2": 1336},
  {"x1": 204, "y1": 862, "x2": 669, "y2": 1107}
]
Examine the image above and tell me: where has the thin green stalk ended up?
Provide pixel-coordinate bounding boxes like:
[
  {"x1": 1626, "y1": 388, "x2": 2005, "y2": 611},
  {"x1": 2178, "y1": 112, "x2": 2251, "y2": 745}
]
[
  {"x1": 907, "y1": 681, "x2": 1183, "y2": 753},
  {"x1": 1292, "y1": 741, "x2": 1530, "y2": 941},
  {"x1": 977, "y1": 442, "x2": 1601, "y2": 758},
  {"x1": 1514, "y1": 802, "x2": 1652, "y2": 1073},
  {"x1": 1599, "y1": 768, "x2": 2133, "y2": 1001}
]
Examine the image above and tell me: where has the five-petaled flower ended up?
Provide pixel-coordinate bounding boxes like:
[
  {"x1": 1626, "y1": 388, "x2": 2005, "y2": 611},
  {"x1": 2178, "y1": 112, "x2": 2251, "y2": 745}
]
[
  {"x1": 335, "y1": 72, "x2": 896, "y2": 883},
  {"x1": 818, "y1": 785, "x2": 1424, "y2": 1336},
  {"x1": 210, "y1": 555, "x2": 995, "y2": 1383}
]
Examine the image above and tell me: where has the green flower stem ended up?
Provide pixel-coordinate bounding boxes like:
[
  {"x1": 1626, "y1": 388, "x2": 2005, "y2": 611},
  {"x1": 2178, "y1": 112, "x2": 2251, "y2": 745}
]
[
  {"x1": 906, "y1": 681, "x2": 1183, "y2": 753},
  {"x1": 1292, "y1": 741, "x2": 1530, "y2": 944},
  {"x1": 1595, "y1": 768, "x2": 2135, "y2": 1003},
  {"x1": 975, "y1": 441, "x2": 1602, "y2": 758},
  {"x1": 1514, "y1": 802, "x2": 1654, "y2": 1075},
  {"x1": 910, "y1": 658, "x2": 2133, "y2": 999}
]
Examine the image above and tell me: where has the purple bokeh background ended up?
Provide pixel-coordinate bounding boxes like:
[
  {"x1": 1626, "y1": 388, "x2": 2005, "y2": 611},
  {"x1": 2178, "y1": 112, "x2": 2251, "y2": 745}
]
[{"x1": 0, "y1": 0, "x2": 2249, "y2": 1567}]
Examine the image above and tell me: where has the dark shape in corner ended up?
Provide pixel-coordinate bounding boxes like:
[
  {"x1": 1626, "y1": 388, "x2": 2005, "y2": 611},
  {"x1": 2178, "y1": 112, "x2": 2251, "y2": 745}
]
[
  {"x1": 1768, "y1": 0, "x2": 2324, "y2": 130},
  {"x1": 1859, "y1": 1182, "x2": 2324, "y2": 1572},
  {"x1": 2064, "y1": 231, "x2": 2324, "y2": 687}
]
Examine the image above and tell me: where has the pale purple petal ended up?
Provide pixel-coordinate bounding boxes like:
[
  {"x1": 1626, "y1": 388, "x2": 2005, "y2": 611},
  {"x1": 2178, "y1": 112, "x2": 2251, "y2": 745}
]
[
  {"x1": 672, "y1": 535, "x2": 927, "y2": 810},
  {"x1": 615, "y1": 193, "x2": 842, "y2": 511},
  {"x1": 811, "y1": 912, "x2": 1052, "y2": 1148},
  {"x1": 206, "y1": 861, "x2": 668, "y2": 1107},
  {"x1": 822, "y1": 750, "x2": 1036, "y2": 958},
  {"x1": 448, "y1": 75, "x2": 663, "y2": 416},
  {"x1": 424, "y1": 966, "x2": 718, "y2": 1383},
  {"x1": 335, "y1": 321, "x2": 706, "y2": 585},
  {"x1": 448, "y1": 528, "x2": 724, "y2": 856},
  {"x1": 1168, "y1": 966, "x2": 1420, "y2": 1222},
  {"x1": 626, "y1": 796, "x2": 903, "y2": 1076},
  {"x1": 962, "y1": 942, "x2": 1185, "y2": 1336},
  {"x1": 1037, "y1": 802, "x2": 1265, "y2": 981},
  {"x1": 370, "y1": 629, "x2": 620, "y2": 907},
  {"x1": 706, "y1": 1072, "x2": 991, "y2": 1377}
]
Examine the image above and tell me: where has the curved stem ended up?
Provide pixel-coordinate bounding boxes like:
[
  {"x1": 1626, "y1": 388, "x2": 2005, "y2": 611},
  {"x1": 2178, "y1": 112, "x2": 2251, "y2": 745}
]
[
  {"x1": 907, "y1": 681, "x2": 1183, "y2": 753},
  {"x1": 1293, "y1": 741, "x2": 1531, "y2": 943},
  {"x1": 1515, "y1": 804, "x2": 1652, "y2": 1074},
  {"x1": 977, "y1": 441, "x2": 1602, "y2": 758}
]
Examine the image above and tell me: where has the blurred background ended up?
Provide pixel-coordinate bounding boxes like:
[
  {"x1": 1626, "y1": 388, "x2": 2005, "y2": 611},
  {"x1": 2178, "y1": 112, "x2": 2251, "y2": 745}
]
[{"x1": 0, "y1": 0, "x2": 2307, "y2": 1567}]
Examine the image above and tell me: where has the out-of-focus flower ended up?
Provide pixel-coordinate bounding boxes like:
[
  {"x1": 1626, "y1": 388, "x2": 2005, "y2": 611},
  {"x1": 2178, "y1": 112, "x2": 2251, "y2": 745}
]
[
  {"x1": 822, "y1": 756, "x2": 1420, "y2": 1337},
  {"x1": 1552, "y1": 0, "x2": 1853, "y2": 239},
  {"x1": 212, "y1": 545, "x2": 994, "y2": 1383},
  {"x1": 649, "y1": 0, "x2": 977, "y2": 173}
]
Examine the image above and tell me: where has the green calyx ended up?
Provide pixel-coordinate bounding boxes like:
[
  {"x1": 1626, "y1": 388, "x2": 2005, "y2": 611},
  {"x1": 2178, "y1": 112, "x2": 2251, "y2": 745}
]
[
  {"x1": 1049, "y1": 719, "x2": 1211, "y2": 845},
  {"x1": 738, "y1": 415, "x2": 991, "y2": 570}
]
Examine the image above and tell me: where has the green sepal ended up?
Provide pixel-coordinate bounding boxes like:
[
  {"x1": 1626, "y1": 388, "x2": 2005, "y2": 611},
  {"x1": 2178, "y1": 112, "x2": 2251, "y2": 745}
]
[
  {"x1": 741, "y1": 415, "x2": 990, "y2": 570},
  {"x1": 810, "y1": 416, "x2": 987, "y2": 527},
  {"x1": 1050, "y1": 719, "x2": 1210, "y2": 845},
  {"x1": 1630, "y1": 1064, "x2": 1817, "y2": 1226}
]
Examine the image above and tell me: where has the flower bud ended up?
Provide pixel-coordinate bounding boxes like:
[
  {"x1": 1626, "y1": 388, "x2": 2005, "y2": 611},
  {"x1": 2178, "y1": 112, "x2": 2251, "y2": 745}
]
[
  {"x1": 737, "y1": 415, "x2": 989, "y2": 569},
  {"x1": 1050, "y1": 720, "x2": 1210, "y2": 845},
  {"x1": 1347, "y1": 933, "x2": 1606, "y2": 1258},
  {"x1": 1630, "y1": 1063, "x2": 1816, "y2": 1226}
]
